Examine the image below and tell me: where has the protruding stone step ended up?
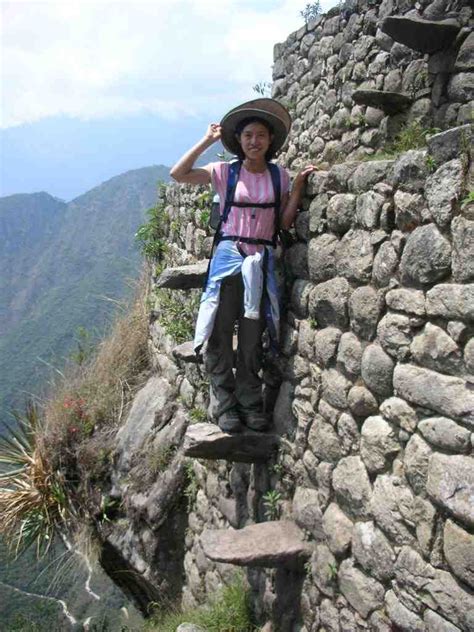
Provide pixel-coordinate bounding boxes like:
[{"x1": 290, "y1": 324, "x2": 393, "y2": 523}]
[
  {"x1": 156, "y1": 261, "x2": 209, "y2": 290},
  {"x1": 183, "y1": 423, "x2": 279, "y2": 463},
  {"x1": 200, "y1": 521, "x2": 312, "y2": 569},
  {"x1": 381, "y1": 16, "x2": 460, "y2": 54},
  {"x1": 172, "y1": 341, "x2": 203, "y2": 364},
  {"x1": 352, "y1": 89, "x2": 412, "y2": 115}
]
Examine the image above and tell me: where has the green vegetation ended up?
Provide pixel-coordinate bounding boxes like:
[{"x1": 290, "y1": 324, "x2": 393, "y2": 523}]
[
  {"x1": 154, "y1": 288, "x2": 200, "y2": 343},
  {"x1": 183, "y1": 461, "x2": 199, "y2": 510},
  {"x1": 146, "y1": 575, "x2": 256, "y2": 632},
  {"x1": 253, "y1": 82, "x2": 272, "y2": 97},
  {"x1": 461, "y1": 190, "x2": 474, "y2": 209},
  {"x1": 147, "y1": 445, "x2": 176, "y2": 476},
  {"x1": 262, "y1": 490, "x2": 281, "y2": 520},
  {"x1": 328, "y1": 562, "x2": 338, "y2": 580},
  {"x1": 189, "y1": 407, "x2": 207, "y2": 423},
  {"x1": 300, "y1": 2, "x2": 321, "y2": 22},
  {"x1": 135, "y1": 184, "x2": 170, "y2": 262},
  {"x1": 362, "y1": 121, "x2": 441, "y2": 163}
]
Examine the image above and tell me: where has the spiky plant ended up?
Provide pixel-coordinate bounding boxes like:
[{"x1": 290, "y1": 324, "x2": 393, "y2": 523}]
[{"x1": 0, "y1": 403, "x2": 70, "y2": 558}]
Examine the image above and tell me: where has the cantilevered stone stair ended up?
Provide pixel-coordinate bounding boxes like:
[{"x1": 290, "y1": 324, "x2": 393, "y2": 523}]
[
  {"x1": 183, "y1": 423, "x2": 279, "y2": 463},
  {"x1": 200, "y1": 521, "x2": 312, "y2": 570},
  {"x1": 381, "y1": 15, "x2": 460, "y2": 54},
  {"x1": 156, "y1": 260, "x2": 209, "y2": 289},
  {"x1": 172, "y1": 340, "x2": 203, "y2": 364},
  {"x1": 352, "y1": 89, "x2": 412, "y2": 115}
]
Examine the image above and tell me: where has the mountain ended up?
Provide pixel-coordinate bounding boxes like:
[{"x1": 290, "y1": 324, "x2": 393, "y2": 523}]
[{"x1": 0, "y1": 165, "x2": 169, "y2": 423}]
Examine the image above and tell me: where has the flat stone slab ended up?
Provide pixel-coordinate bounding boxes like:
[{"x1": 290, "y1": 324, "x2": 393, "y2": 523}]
[
  {"x1": 352, "y1": 89, "x2": 412, "y2": 115},
  {"x1": 156, "y1": 261, "x2": 209, "y2": 289},
  {"x1": 381, "y1": 16, "x2": 460, "y2": 54},
  {"x1": 183, "y1": 423, "x2": 279, "y2": 463},
  {"x1": 172, "y1": 341, "x2": 203, "y2": 364},
  {"x1": 200, "y1": 521, "x2": 312, "y2": 568}
]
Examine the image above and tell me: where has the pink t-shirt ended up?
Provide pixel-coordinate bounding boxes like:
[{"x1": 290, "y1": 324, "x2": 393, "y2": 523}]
[{"x1": 209, "y1": 161, "x2": 290, "y2": 255}]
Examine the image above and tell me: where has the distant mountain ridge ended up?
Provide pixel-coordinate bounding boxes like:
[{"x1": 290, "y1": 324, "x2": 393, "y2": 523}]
[{"x1": 0, "y1": 164, "x2": 170, "y2": 422}]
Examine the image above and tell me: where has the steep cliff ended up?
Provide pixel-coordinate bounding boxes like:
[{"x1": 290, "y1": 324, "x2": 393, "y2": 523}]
[{"x1": 8, "y1": 1, "x2": 474, "y2": 630}]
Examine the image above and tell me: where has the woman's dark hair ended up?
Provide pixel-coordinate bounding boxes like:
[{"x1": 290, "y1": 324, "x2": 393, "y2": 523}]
[{"x1": 234, "y1": 116, "x2": 276, "y2": 161}]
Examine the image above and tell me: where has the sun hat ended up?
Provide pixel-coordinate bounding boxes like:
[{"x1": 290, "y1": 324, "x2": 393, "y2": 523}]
[{"x1": 220, "y1": 98, "x2": 292, "y2": 156}]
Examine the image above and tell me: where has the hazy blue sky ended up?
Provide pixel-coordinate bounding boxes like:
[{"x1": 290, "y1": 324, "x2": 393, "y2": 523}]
[{"x1": 1, "y1": 0, "x2": 334, "y2": 200}]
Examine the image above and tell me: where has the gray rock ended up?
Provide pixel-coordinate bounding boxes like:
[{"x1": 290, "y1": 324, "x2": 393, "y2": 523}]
[
  {"x1": 200, "y1": 520, "x2": 312, "y2": 569},
  {"x1": 380, "y1": 396, "x2": 417, "y2": 432},
  {"x1": 349, "y1": 160, "x2": 394, "y2": 193},
  {"x1": 444, "y1": 519, "x2": 474, "y2": 589},
  {"x1": 405, "y1": 433, "x2": 432, "y2": 495},
  {"x1": 426, "y1": 159, "x2": 463, "y2": 228},
  {"x1": 418, "y1": 417, "x2": 471, "y2": 452},
  {"x1": 176, "y1": 624, "x2": 205, "y2": 632},
  {"x1": 295, "y1": 210, "x2": 309, "y2": 242},
  {"x1": 348, "y1": 385, "x2": 379, "y2": 418},
  {"x1": 156, "y1": 261, "x2": 209, "y2": 289},
  {"x1": 320, "y1": 598, "x2": 340, "y2": 632},
  {"x1": 286, "y1": 242, "x2": 308, "y2": 279},
  {"x1": 183, "y1": 423, "x2": 279, "y2": 463},
  {"x1": 321, "y1": 369, "x2": 352, "y2": 410},
  {"x1": 308, "y1": 234, "x2": 339, "y2": 282},
  {"x1": 309, "y1": 277, "x2": 351, "y2": 329},
  {"x1": 322, "y1": 502, "x2": 353, "y2": 555},
  {"x1": 390, "y1": 150, "x2": 429, "y2": 193},
  {"x1": 337, "y1": 412, "x2": 360, "y2": 454},
  {"x1": 332, "y1": 456, "x2": 372, "y2": 519},
  {"x1": 291, "y1": 280, "x2": 313, "y2": 319},
  {"x1": 448, "y1": 72, "x2": 474, "y2": 103},
  {"x1": 353, "y1": 521, "x2": 395, "y2": 582},
  {"x1": 337, "y1": 332, "x2": 362, "y2": 378},
  {"x1": 411, "y1": 323, "x2": 462, "y2": 375},
  {"x1": 448, "y1": 320, "x2": 468, "y2": 344},
  {"x1": 394, "y1": 546, "x2": 474, "y2": 630},
  {"x1": 337, "y1": 229, "x2": 374, "y2": 283},
  {"x1": 338, "y1": 558, "x2": 384, "y2": 618},
  {"x1": 292, "y1": 486, "x2": 325, "y2": 540},
  {"x1": 273, "y1": 381, "x2": 296, "y2": 437},
  {"x1": 308, "y1": 414, "x2": 343, "y2": 463},
  {"x1": 393, "y1": 364, "x2": 474, "y2": 427},
  {"x1": 309, "y1": 194, "x2": 328, "y2": 233},
  {"x1": 427, "y1": 453, "x2": 474, "y2": 527},
  {"x1": 326, "y1": 163, "x2": 359, "y2": 193},
  {"x1": 173, "y1": 341, "x2": 203, "y2": 364},
  {"x1": 372, "y1": 241, "x2": 399, "y2": 288},
  {"x1": 465, "y1": 338, "x2": 474, "y2": 375},
  {"x1": 316, "y1": 461, "x2": 334, "y2": 511},
  {"x1": 361, "y1": 343, "x2": 395, "y2": 398},
  {"x1": 400, "y1": 224, "x2": 451, "y2": 288},
  {"x1": 314, "y1": 327, "x2": 342, "y2": 366},
  {"x1": 352, "y1": 89, "x2": 412, "y2": 114},
  {"x1": 377, "y1": 313, "x2": 412, "y2": 360},
  {"x1": 318, "y1": 398, "x2": 340, "y2": 426},
  {"x1": 311, "y1": 544, "x2": 337, "y2": 597},
  {"x1": 427, "y1": 125, "x2": 473, "y2": 164},
  {"x1": 423, "y1": 610, "x2": 462, "y2": 632},
  {"x1": 394, "y1": 190, "x2": 428, "y2": 231},
  {"x1": 455, "y1": 31, "x2": 474, "y2": 71},
  {"x1": 386, "y1": 289, "x2": 425, "y2": 316},
  {"x1": 371, "y1": 475, "x2": 416, "y2": 545},
  {"x1": 380, "y1": 15, "x2": 460, "y2": 54},
  {"x1": 326, "y1": 193, "x2": 356, "y2": 234},
  {"x1": 452, "y1": 216, "x2": 474, "y2": 283},
  {"x1": 361, "y1": 415, "x2": 400, "y2": 473},
  {"x1": 425, "y1": 284, "x2": 474, "y2": 322},
  {"x1": 349, "y1": 286, "x2": 384, "y2": 340},
  {"x1": 385, "y1": 590, "x2": 425, "y2": 631},
  {"x1": 298, "y1": 320, "x2": 316, "y2": 360}
]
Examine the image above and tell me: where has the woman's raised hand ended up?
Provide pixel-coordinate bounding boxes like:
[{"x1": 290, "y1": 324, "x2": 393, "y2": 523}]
[
  {"x1": 293, "y1": 164, "x2": 319, "y2": 191},
  {"x1": 205, "y1": 123, "x2": 222, "y2": 142}
]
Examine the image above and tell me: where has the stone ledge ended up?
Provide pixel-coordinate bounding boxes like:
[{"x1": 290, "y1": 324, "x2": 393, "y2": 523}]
[
  {"x1": 156, "y1": 261, "x2": 209, "y2": 289},
  {"x1": 381, "y1": 15, "x2": 460, "y2": 54},
  {"x1": 172, "y1": 341, "x2": 203, "y2": 364},
  {"x1": 200, "y1": 520, "x2": 312, "y2": 569},
  {"x1": 183, "y1": 423, "x2": 279, "y2": 463},
  {"x1": 352, "y1": 89, "x2": 412, "y2": 115}
]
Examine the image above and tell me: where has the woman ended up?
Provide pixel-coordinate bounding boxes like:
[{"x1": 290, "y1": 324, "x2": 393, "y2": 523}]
[{"x1": 170, "y1": 98, "x2": 316, "y2": 433}]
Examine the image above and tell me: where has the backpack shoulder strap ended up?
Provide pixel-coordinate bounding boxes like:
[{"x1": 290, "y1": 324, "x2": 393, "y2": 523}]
[
  {"x1": 221, "y1": 160, "x2": 242, "y2": 224},
  {"x1": 267, "y1": 162, "x2": 282, "y2": 246}
]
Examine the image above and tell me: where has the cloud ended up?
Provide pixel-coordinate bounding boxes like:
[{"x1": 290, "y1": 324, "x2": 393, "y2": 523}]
[{"x1": 1, "y1": 0, "x2": 335, "y2": 128}]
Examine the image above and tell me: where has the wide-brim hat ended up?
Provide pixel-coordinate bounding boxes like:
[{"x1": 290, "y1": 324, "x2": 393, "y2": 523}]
[{"x1": 220, "y1": 98, "x2": 292, "y2": 156}]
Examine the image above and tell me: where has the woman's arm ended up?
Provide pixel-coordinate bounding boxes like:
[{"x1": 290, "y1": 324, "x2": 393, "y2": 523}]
[
  {"x1": 170, "y1": 124, "x2": 222, "y2": 185},
  {"x1": 280, "y1": 165, "x2": 319, "y2": 230}
]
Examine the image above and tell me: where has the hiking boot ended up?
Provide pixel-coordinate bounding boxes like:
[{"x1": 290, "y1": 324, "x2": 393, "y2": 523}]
[
  {"x1": 218, "y1": 408, "x2": 244, "y2": 434},
  {"x1": 241, "y1": 409, "x2": 269, "y2": 432}
]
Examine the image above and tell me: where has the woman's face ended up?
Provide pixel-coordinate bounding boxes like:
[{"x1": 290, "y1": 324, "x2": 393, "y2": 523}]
[{"x1": 237, "y1": 121, "x2": 273, "y2": 160}]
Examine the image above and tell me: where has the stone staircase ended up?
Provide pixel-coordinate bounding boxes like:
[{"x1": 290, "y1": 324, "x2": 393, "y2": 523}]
[
  {"x1": 352, "y1": 89, "x2": 412, "y2": 115},
  {"x1": 156, "y1": 260, "x2": 209, "y2": 289}
]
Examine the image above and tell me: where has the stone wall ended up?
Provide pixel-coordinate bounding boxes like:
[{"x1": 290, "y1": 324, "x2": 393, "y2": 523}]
[{"x1": 99, "y1": 1, "x2": 474, "y2": 630}]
